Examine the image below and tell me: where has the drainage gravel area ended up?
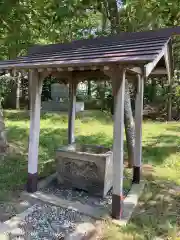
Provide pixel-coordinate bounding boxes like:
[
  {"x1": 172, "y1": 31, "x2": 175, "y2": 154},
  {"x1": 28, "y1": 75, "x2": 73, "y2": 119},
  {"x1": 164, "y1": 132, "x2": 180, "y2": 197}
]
[
  {"x1": 8, "y1": 203, "x2": 94, "y2": 240},
  {"x1": 40, "y1": 178, "x2": 130, "y2": 210}
]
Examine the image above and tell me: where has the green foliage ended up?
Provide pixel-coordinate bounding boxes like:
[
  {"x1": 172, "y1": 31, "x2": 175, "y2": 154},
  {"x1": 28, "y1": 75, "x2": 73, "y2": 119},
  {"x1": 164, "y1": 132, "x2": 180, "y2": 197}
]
[
  {"x1": 172, "y1": 79, "x2": 180, "y2": 119},
  {"x1": 0, "y1": 0, "x2": 103, "y2": 61},
  {"x1": 123, "y1": 0, "x2": 180, "y2": 31},
  {"x1": 0, "y1": 0, "x2": 180, "y2": 117},
  {"x1": 0, "y1": 74, "x2": 14, "y2": 103}
]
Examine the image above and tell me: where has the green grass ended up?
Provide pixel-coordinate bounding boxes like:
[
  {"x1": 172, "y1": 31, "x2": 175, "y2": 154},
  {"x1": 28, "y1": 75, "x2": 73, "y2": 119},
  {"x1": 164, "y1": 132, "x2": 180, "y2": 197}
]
[{"x1": 1, "y1": 110, "x2": 180, "y2": 239}]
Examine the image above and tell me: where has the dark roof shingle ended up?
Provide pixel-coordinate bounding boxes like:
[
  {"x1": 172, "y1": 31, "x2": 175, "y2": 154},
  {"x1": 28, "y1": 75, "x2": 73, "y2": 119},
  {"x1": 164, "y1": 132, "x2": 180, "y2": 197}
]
[{"x1": 0, "y1": 26, "x2": 180, "y2": 70}]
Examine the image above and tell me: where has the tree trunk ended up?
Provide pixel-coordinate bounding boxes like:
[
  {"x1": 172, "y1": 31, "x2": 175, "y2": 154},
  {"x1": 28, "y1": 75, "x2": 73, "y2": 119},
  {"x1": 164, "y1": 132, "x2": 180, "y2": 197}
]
[
  {"x1": 150, "y1": 79, "x2": 156, "y2": 103},
  {"x1": 16, "y1": 73, "x2": 21, "y2": 109},
  {"x1": 124, "y1": 80, "x2": 135, "y2": 167},
  {"x1": 0, "y1": 103, "x2": 8, "y2": 158},
  {"x1": 167, "y1": 83, "x2": 172, "y2": 121},
  {"x1": 87, "y1": 80, "x2": 91, "y2": 98},
  {"x1": 102, "y1": 0, "x2": 135, "y2": 167}
]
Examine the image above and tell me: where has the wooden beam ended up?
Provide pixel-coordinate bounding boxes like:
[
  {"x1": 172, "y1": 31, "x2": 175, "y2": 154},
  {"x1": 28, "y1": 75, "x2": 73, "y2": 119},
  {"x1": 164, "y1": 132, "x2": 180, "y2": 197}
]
[
  {"x1": 111, "y1": 67, "x2": 126, "y2": 219},
  {"x1": 68, "y1": 79, "x2": 77, "y2": 144},
  {"x1": 53, "y1": 68, "x2": 139, "y2": 82},
  {"x1": 47, "y1": 67, "x2": 52, "y2": 72},
  {"x1": 91, "y1": 66, "x2": 98, "y2": 70},
  {"x1": 51, "y1": 71, "x2": 72, "y2": 79},
  {"x1": 57, "y1": 67, "x2": 64, "y2": 72},
  {"x1": 68, "y1": 67, "x2": 74, "y2": 71},
  {"x1": 79, "y1": 66, "x2": 85, "y2": 71},
  {"x1": 74, "y1": 70, "x2": 107, "y2": 80},
  {"x1": 127, "y1": 66, "x2": 142, "y2": 75},
  {"x1": 133, "y1": 74, "x2": 144, "y2": 183},
  {"x1": 103, "y1": 65, "x2": 110, "y2": 71},
  {"x1": 128, "y1": 67, "x2": 168, "y2": 76},
  {"x1": 145, "y1": 44, "x2": 168, "y2": 77},
  {"x1": 151, "y1": 68, "x2": 167, "y2": 75},
  {"x1": 0, "y1": 53, "x2": 153, "y2": 70},
  {"x1": 38, "y1": 68, "x2": 44, "y2": 72},
  {"x1": 52, "y1": 69, "x2": 107, "y2": 81},
  {"x1": 27, "y1": 70, "x2": 43, "y2": 193}
]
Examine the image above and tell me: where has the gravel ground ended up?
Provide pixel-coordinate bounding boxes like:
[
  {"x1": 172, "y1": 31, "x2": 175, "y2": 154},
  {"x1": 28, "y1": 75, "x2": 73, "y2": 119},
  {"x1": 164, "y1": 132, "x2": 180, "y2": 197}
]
[
  {"x1": 40, "y1": 179, "x2": 130, "y2": 210},
  {"x1": 0, "y1": 200, "x2": 32, "y2": 222},
  {"x1": 0, "y1": 203, "x2": 17, "y2": 221},
  {"x1": 8, "y1": 203, "x2": 93, "y2": 240}
]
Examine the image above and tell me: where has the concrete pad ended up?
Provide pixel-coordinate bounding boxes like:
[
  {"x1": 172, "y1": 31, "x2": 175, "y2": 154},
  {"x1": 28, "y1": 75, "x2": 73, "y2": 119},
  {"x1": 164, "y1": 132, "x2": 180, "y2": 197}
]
[
  {"x1": 0, "y1": 180, "x2": 145, "y2": 239},
  {"x1": 38, "y1": 172, "x2": 57, "y2": 189},
  {"x1": 0, "y1": 233, "x2": 8, "y2": 240},
  {"x1": 65, "y1": 222, "x2": 96, "y2": 240},
  {"x1": 0, "y1": 222, "x2": 11, "y2": 237},
  {"x1": 0, "y1": 205, "x2": 38, "y2": 239},
  {"x1": 21, "y1": 191, "x2": 110, "y2": 219},
  {"x1": 112, "y1": 181, "x2": 145, "y2": 226},
  {"x1": 21, "y1": 176, "x2": 145, "y2": 224}
]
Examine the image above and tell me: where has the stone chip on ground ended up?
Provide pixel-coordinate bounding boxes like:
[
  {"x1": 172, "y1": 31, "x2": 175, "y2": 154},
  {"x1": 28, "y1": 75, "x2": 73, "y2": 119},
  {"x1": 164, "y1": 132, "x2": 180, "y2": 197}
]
[
  {"x1": 40, "y1": 178, "x2": 130, "y2": 210},
  {"x1": 6, "y1": 203, "x2": 96, "y2": 240}
]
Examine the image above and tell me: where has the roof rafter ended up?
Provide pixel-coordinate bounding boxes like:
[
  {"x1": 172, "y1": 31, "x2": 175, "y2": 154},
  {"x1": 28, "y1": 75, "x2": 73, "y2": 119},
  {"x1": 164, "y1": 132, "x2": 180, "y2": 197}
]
[{"x1": 144, "y1": 40, "x2": 170, "y2": 77}]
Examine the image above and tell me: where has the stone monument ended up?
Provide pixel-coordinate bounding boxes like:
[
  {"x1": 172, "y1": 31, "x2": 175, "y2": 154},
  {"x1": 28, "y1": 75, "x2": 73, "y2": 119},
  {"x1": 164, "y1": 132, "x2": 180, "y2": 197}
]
[
  {"x1": 51, "y1": 83, "x2": 69, "y2": 102},
  {"x1": 41, "y1": 83, "x2": 84, "y2": 112}
]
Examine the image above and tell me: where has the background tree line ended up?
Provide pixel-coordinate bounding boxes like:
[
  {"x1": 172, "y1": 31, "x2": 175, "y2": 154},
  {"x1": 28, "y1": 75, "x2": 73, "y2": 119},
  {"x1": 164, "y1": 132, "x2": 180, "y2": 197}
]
[
  {"x1": 0, "y1": 0, "x2": 179, "y2": 118},
  {"x1": 0, "y1": 0, "x2": 180, "y2": 164}
]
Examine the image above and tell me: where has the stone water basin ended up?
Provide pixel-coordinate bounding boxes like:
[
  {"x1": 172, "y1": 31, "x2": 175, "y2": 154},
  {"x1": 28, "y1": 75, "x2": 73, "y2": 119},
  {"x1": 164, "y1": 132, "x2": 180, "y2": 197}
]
[{"x1": 56, "y1": 144, "x2": 113, "y2": 197}]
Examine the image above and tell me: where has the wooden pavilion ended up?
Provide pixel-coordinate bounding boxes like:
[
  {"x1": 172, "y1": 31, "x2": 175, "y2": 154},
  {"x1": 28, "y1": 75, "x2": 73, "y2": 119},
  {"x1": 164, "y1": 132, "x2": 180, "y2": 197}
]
[{"x1": 0, "y1": 26, "x2": 179, "y2": 219}]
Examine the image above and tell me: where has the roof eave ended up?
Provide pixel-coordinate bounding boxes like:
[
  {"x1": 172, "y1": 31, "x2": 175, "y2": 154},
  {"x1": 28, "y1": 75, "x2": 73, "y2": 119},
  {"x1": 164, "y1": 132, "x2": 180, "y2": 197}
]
[
  {"x1": 144, "y1": 38, "x2": 172, "y2": 78},
  {"x1": 0, "y1": 59, "x2": 150, "y2": 71}
]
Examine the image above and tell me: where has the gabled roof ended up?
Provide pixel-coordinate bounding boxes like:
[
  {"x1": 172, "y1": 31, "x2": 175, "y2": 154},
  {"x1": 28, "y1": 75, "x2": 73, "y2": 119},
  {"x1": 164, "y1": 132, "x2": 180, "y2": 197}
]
[
  {"x1": 0, "y1": 26, "x2": 180, "y2": 77},
  {"x1": 0, "y1": 37, "x2": 170, "y2": 68}
]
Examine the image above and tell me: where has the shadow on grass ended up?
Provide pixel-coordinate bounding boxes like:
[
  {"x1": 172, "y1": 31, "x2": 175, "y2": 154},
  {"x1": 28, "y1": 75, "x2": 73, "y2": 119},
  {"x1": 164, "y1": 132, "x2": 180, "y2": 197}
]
[
  {"x1": 76, "y1": 110, "x2": 113, "y2": 125},
  {"x1": 77, "y1": 132, "x2": 179, "y2": 166},
  {"x1": 3, "y1": 127, "x2": 120, "y2": 192},
  {"x1": 2, "y1": 114, "x2": 180, "y2": 238},
  {"x1": 143, "y1": 134, "x2": 180, "y2": 165},
  {"x1": 104, "y1": 174, "x2": 179, "y2": 240},
  {"x1": 4, "y1": 110, "x2": 69, "y2": 123},
  {"x1": 165, "y1": 124, "x2": 180, "y2": 133},
  {"x1": 4, "y1": 123, "x2": 179, "y2": 191},
  {"x1": 76, "y1": 133, "x2": 113, "y2": 148},
  {"x1": 76, "y1": 133, "x2": 130, "y2": 160},
  {"x1": 3, "y1": 125, "x2": 69, "y2": 191},
  {"x1": 4, "y1": 109, "x2": 112, "y2": 125},
  {"x1": 4, "y1": 110, "x2": 30, "y2": 121}
]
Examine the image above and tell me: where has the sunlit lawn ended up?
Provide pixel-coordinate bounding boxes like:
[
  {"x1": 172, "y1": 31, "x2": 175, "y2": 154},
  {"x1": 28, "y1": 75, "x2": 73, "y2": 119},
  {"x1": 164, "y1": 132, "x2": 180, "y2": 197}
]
[{"x1": 1, "y1": 110, "x2": 180, "y2": 239}]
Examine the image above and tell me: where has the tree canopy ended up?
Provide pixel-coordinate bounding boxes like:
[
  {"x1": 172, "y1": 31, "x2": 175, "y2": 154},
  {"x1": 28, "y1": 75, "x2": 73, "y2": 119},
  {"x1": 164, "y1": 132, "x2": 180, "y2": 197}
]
[
  {"x1": 0, "y1": 0, "x2": 180, "y2": 119},
  {"x1": 1, "y1": 0, "x2": 180, "y2": 58}
]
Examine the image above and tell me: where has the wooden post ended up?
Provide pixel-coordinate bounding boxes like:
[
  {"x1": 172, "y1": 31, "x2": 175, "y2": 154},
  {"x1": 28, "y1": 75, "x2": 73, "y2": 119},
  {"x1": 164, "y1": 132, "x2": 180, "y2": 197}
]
[
  {"x1": 27, "y1": 70, "x2": 43, "y2": 193},
  {"x1": 112, "y1": 68, "x2": 126, "y2": 219},
  {"x1": 68, "y1": 79, "x2": 76, "y2": 144},
  {"x1": 133, "y1": 74, "x2": 144, "y2": 184}
]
